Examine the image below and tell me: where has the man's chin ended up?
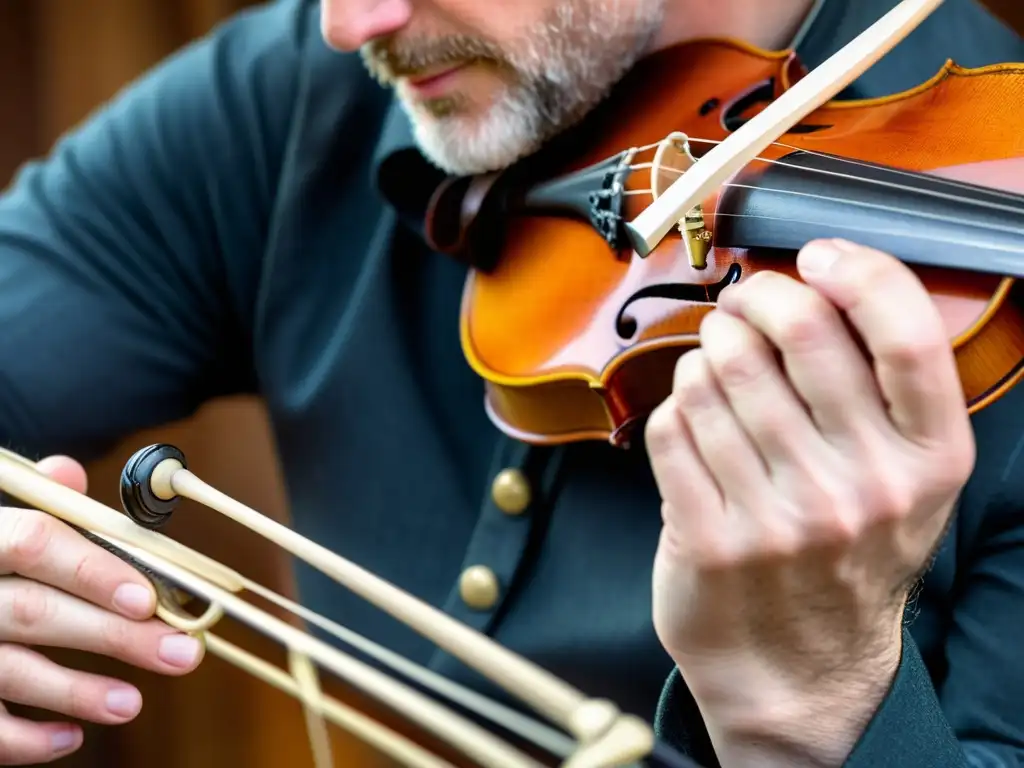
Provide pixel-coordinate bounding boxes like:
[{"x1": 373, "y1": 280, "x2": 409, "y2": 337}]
[{"x1": 408, "y1": 115, "x2": 542, "y2": 176}]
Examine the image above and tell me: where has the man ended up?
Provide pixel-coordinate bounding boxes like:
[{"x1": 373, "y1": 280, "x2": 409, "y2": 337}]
[{"x1": 0, "y1": 0, "x2": 1020, "y2": 764}]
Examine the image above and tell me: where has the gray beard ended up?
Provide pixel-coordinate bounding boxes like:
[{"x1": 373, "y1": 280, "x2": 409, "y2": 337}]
[{"x1": 361, "y1": 0, "x2": 666, "y2": 175}]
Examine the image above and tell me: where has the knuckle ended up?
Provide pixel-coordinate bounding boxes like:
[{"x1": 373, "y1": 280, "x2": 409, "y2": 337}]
[
  {"x1": 99, "y1": 615, "x2": 136, "y2": 659},
  {"x1": 759, "y1": 525, "x2": 802, "y2": 560},
  {"x1": 71, "y1": 548, "x2": 104, "y2": 595},
  {"x1": 0, "y1": 643, "x2": 17, "y2": 670},
  {"x1": 859, "y1": 467, "x2": 916, "y2": 523},
  {"x1": 11, "y1": 583, "x2": 56, "y2": 631},
  {"x1": 0, "y1": 510, "x2": 55, "y2": 571},
  {"x1": 876, "y1": 331, "x2": 946, "y2": 371},
  {"x1": 877, "y1": 483, "x2": 916, "y2": 522},
  {"x1": 0, "y1": 642, "x2": 33, "y2": 670},
  {"x1": 0, "y1": 644, "x2": 28, "y2": 695},
  {"x1": 712, "y1": 346, "x2": 764, "y2": 389},
  {"x1": 794, "y1": 473, "x2": 865, "y2": 546},
  {"x1": 692, "y1": 535, "x2": 742, "y2": 571},
  {"x1": 749, "y1": 405, "x2": 791, "y2": 446},
  {"x1": 776, "y1": 312, "x2": 824, "y2": 352},
  {"x1": 860, "y1": 249, "x2": 909, "y2": 285},
  {"x1": 738, "y1": 269, "x2": 780, "y2": 294},
  {"x1": 672, "y1": 351, "x2": 715, "y2": 409},
  {"x1": 836, "y1": 244, "x2": 900, "y2": 293},
  {"x1": 644, "y1": 401, "x2": 677, "y2": 453},
  {"x1": 65, "y1": 678, "x2": 97, "y2": 720},
  {"x1": 773, "y1": 297, "x2": 831, "y2": 353},
  {"x1": 818, "y1": 504, "x2": 864, "y2": 547}
]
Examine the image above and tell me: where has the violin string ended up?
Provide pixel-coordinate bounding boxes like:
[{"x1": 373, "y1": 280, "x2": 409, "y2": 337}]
[
  {"x1": 625, "y1": 152, "x2": 1024, "y2": 218},
  {"x1": 622, "y1": 183, "x2": 1024, "y2": 255},
  {"x1": 237, "y1": 577, "x2": 576, "y2": 757},
  {"x1": 623, "y1": 173, "x2": 1024, "y2": 240},
  {"x1": 628, "y1": 160, "x2": 1024, "y2": 224},
  {"x1": 777, "y1": 141, "x2": 1024, "y2": 206},
  {"x1": 689, "y1": 136, "x2": 1024, "y2": 208},
  {"x1": 567, "y1": 138, "x2": 1024, "y2": 218},
  {"x1": 685, "y1": 210, "x2": 1024, "y2": 255}
]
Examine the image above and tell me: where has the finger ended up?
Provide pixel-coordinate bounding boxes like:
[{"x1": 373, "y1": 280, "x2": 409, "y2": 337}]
[
  {"x1": 795, "y1": 238, "x2": 969, "y2": 447},
  {"x1": 0, "y1": 578, "x2": 204, "y2": 675},
  {"x1": 668, "y1": 347, "x2": 772, "y2": 512},
  {"x1": 717, "y1": 268, "x2": 889, "y2": 440},
  {"x1": 645, "y1": 383, "x2": 725, "y2": 507},
  {"x1": 0, "y1": 507, "x2": 157, "y2": 621},
  {"x1": 0, "y1": 644, "x2": 142, "y2": 725},
  {"x1": 645, "y1": 386, "x2": 727, "y2": 563},
  {"x1": 33, "y1": 456, "x2": 88, "y2": 495},
  {"x1": 697, "y1": 307, "x2": 831, "y2": 469},
  {"x1": 0, "y1": 713, "x2": 81, "y2": 765}
]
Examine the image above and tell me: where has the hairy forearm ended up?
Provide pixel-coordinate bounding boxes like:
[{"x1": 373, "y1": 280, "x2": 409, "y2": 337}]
[{"x1": 683, "y1": 641, "x2": 902, "y2": 767}]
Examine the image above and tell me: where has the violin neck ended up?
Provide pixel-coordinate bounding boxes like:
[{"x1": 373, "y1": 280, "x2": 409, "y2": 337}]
[{"x1": 714, "y1": 150, "x2": 1024, "y2": 279}]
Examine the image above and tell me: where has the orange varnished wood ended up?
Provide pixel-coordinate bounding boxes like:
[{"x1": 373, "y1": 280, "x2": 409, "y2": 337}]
[{"x1": 458, "y1": 39, "x2": 1024, "y2": 447}]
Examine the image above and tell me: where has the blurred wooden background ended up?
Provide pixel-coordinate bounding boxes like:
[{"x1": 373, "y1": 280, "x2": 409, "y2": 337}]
[
  {"x1": 2, "y1": 1, "x2": 1021, "y2": 766},
  {"x1": 0, "y1": 1, "x2": 416, "y2": 766},
  {"x1": 984, "y1": 0, "x2": 1024, "y2": 36}
]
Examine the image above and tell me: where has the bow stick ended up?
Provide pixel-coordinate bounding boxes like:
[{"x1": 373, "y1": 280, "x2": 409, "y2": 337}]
[
  {"x1": 626, "y1": 0, "x2": 945, "y2": 256},
  {"x1": 0, "y1": 445, "x2": 693, "y2": 768},
  {"x1": 0, "y1": 2, "x2": 944, "y2": 764}
]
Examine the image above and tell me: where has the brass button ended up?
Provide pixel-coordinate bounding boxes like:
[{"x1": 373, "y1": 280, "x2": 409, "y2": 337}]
[
  {"x1": 459, "y1": 565, "x2": 500, "y2": 610},
  {"x1": 491, "y1": 468, "x2": 531, "y2": 515}
]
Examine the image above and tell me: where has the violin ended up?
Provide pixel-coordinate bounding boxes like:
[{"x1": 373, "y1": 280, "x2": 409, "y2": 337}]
[
  {"x1": 427, "y1": 5, "x2": 1024, "y2": 449},
  {"x1": 0, "y1": 2, "x2": 1019, "y2": 768}
]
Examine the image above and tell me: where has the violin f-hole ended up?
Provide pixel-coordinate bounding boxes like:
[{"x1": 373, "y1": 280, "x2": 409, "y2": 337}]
[
  {"x1": 721, "y1": 77, "x2": 834, "y2": 134},
  {"x1": 614, "y1": 262, "x2": 743, "y2": 339}
]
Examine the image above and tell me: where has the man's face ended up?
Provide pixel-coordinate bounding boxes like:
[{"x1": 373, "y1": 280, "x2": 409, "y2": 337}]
[{"x1": 322, "y1": 0, "x2": 666, "y2": 175}]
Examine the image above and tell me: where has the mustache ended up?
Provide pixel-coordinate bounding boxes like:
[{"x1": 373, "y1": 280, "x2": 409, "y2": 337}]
[{"x1": 361, "y1": 34, "x2": 506, "y2": 80}]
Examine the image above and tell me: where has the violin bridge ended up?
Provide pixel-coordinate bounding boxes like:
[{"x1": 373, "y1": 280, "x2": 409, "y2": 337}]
[{"x1": 650, "y1": 131, "x2": 712, "y2": 269}]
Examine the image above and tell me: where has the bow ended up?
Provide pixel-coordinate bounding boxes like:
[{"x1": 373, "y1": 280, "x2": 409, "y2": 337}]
[{"x1": 0, "y1": 1, "x2": 943, "y2": 764}]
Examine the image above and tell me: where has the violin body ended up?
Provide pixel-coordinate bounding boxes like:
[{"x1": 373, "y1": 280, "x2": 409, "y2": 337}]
[{"x1": 427, "y1": 39, "x2": 1024, "y2": 448}]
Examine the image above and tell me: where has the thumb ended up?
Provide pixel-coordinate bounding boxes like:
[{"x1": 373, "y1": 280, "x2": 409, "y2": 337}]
[{"x1": 34, "y1": 455, "x2": 89, "y2": 494}]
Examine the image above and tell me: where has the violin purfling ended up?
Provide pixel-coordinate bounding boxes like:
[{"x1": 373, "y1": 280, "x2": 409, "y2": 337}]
[{"x1": 427, "y1": 38, "x2": 1024, "y2": 448}]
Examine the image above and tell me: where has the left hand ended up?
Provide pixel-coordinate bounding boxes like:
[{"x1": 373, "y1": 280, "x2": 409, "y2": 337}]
[{"x1": 644, "y1": 238, "x2": 976, "y2": 764}]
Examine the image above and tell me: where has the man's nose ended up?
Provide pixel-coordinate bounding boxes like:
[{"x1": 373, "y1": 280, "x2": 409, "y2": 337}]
[{"x1": 321, "y1": 0, "x2": 412, "y2": 51}]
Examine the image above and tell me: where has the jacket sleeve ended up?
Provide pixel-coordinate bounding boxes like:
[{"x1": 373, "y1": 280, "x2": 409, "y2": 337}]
[
  {"x1": 0, "y1": 0, "x2": 307, "y2": 462},
  {"x1": 653, "y1": 385, "x2": 1024, "y2": 768}
]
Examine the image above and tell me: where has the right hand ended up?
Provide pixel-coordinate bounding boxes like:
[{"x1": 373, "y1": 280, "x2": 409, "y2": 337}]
[{"x1": 0, "y1": 455, "x2": 205, "y2": 764}]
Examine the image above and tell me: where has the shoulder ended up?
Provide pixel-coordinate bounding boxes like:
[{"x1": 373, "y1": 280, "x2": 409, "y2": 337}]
[
  {"x1": 106, "y1": 0, "x2": 381, "y2": 134},
  {"x1": 798, "y1": 0, "x2": 1024, "y2": 97}
]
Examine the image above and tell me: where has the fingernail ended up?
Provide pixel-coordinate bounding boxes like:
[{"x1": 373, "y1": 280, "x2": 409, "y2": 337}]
[
  {"x1": 51, "y1": 728, "x2": 79, "y2": 752},
  {"x1": 159, "y1": 634, "x2": 202, "y2": 667},
  {"x1": 797, "y1": 240, "x2": 842, "y2": 277},
  {"x1": 106, "y1": 687, "x2": 142, "y2": 717},
  {"x1": 112, "y1": 583, "x2": 154, "y2": 618}
]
